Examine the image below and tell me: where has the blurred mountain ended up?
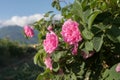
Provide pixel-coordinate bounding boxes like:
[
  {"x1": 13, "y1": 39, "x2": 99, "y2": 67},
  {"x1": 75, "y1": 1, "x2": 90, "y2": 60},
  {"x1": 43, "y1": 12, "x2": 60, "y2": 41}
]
[{"x1": 0, "y1": 26, "x2": 38, "y2": 44}]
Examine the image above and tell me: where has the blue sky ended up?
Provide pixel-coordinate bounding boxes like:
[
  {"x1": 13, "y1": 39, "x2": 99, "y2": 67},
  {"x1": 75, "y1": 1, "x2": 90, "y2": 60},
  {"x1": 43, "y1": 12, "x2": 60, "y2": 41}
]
[
  {"x1": 0, "y1": 0, "x2": 73, "y2": 27},
  {"x1": 0, "y1": 0, "x2": 58, "y2": 20}
]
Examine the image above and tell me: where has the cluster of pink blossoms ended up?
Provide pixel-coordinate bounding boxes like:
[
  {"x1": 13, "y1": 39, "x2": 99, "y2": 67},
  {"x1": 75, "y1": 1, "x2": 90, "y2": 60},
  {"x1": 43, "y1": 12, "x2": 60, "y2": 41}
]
[
  {"x1": 23, "y1": 20, "x2": 95, "y2": 70},
  {"x1": 24, "y1": 25, "x2": 34, "y2": 38},
  {"x1": 43, "y1": 26, "x2": 58, "y2": 70},
  {"x1": 43, "y1": 19, "x2": 94, "y2": 70}
]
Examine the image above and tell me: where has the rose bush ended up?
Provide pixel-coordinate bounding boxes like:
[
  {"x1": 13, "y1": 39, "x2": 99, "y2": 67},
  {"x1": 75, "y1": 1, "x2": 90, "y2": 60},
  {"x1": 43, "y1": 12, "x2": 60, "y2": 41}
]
[{"x1": 27, "y1": 0, "x2": 120, "y2": 80}]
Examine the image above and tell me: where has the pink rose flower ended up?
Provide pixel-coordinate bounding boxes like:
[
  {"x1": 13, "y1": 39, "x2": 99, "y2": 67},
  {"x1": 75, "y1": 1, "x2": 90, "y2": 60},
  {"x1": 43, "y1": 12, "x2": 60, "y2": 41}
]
[
  {"x1": 43, "y1": 31, "x2": 58, "y2": 54},
  {"x1": 116, "y1": 63, "x2": 120, "y2": 72},
  {"x1": 44, "y1": 56, "x2": 52, "y2": 70},
  {"x1": 81, "y1": 51, "x2": 94, "y2": 59},
  {"x1": 61, "y1": 19, "x2": 82, "y2": 45},
  {"x1": 72, "y1": 43, "x2": 78, "y2": 55},
  {"x1": 24, "y1": 25, "x2": 34, "y2": 38}
]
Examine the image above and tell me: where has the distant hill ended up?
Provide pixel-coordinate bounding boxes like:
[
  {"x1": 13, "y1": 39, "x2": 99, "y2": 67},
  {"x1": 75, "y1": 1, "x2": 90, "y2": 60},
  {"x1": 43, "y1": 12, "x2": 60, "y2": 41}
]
[{"x1": 0, "y1": 26, "x2": 38, "y2": 44}]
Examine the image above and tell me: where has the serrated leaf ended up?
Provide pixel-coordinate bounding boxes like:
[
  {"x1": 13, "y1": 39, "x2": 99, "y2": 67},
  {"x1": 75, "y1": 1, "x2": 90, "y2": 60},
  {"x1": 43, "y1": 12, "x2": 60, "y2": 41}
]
[
  {"x1": 92, "y1": 35, "x2": 103, "y2": 52},
  {"x1": 85, "y1": 41, "x2": 93, "y2": 51},
  {"x1": 88, "y1": 10, "x2": 101, "y2": 29},
  {"x1": 82, "y1": 29, "x2": 94, "y2": 40},
  {"x1": 52, "y1": 51, "x2": 67, "y2": 62}
]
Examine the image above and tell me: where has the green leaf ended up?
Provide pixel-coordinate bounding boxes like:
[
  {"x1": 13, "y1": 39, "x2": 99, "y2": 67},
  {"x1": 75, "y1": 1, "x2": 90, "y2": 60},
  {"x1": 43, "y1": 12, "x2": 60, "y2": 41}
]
[
  {"x1": 52, "y1": 62, "x2": 60, "y2": 72},
  {"x1": 88, "y1": 10, "x2": 101, "y2": 29},
  {"x1": 92, "y1": 35, "x2": 103, "y2": 52},
  {"x1": 85, "y1": 41, "x2": 93, "y2": 51},
  {"x1": 81, "y1": 0, "x2": 88, "y2": 10},
  {"x1": 44, "y1": 11, "x2": 54, "y2": 17},
  {"x1": 79, "y1": 42, "x2": 85, "y2": 49},
  {"x1": 72, "y1": 0, "x2": 85, "y2": 22},
  {"x1": 82, "y1": 29, "x2": 94, "y2": 40},
  {"x1": 51, "y1": 0, "x2": 56, "y2": 7},
  {"x1": 51, "y1": 0, "x2": 61, "y2": 10},
  {"x1": 34, "y1": 52, "x2": 40, "y2": 65},
  {"x1": 34, "y1": 49, "x2": 46, "y2": 67},
  {"x1": 52, "y1": 51, "x2": 67, "y2": 62},
  {"x1": 93, "y1": 23, "x2": 111, "y2": 31},
  {"x1": 70, "y1": 72, "x2": 77, "y2": 80},
  {"x1": 81, "y1": 48, "x2": 89, "y2": 54},
  {"x1": 106, "y1": 26, "x2": 120, "y2": 43},
  {"x1": 36, "y1": 69, "x2": 53, "y2": 80},
  {"x1": 77, "y1": 62, "x2": 85, "y2": 77},
  {"x1": 50, "y1": 14, "x2": 56, "y2": 20},
  {"x1": 109, "y1": 0, "x2": 117, "y2": 6},
  {"x1": 90, "y1": 0, "x2": 97, "y2": 9},
  {"x1": 64, "y1": 72, "x2": 77, "y2": 80},
  {"x1": 101, "y1": 2, "x2": 107, "y2": 10},
  {"x1": 102, "y1": 63, "x2": 120, "y2": 80}
]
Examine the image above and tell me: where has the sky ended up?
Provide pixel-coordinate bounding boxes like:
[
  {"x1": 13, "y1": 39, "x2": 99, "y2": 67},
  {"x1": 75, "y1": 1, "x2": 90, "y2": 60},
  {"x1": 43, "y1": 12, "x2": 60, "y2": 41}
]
[
  {"x1": 0, "y1": 0, "x2": 73, "y2": 27},
  {"x1": 0, "y1": 0, "x2": 58, "y2": 20},
  {"x1": 0, "y1": 0, "x2": 58, "y2": 27}
]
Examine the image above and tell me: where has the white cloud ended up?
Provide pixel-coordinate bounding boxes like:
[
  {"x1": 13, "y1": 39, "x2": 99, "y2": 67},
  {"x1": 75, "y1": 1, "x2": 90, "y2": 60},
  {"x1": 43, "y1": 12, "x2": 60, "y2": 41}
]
[
  {"x1": 0, "y1": 14, "x2": 62, "y2": 27},
  {"x1": 0, "y1": 14, "x2": 44, "y2": 27},
  {"x1": 53, "y1": 14, "x2": 63, "y2": 21}
]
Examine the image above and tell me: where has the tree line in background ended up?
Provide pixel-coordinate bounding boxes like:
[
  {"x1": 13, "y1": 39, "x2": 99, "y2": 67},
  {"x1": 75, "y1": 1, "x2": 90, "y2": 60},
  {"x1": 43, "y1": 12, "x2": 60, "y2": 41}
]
[{"x1": 0, "y1": 38, "x2": 42, "y2": 80}]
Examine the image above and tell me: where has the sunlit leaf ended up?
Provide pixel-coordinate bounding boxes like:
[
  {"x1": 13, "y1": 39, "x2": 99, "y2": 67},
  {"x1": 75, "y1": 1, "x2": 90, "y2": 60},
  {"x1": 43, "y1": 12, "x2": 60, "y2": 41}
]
[
  {"x1": 72, "y1": 0, "x2": 85, "y2": 23},
  {"x1": 82, "y1": 29, "x2": 94, "y2": 40},
  {"x1": 88, "y1": 10, "x2": 101, "y2": 29},
  {"x1": 85, "y1": 41, "x2": 93, "y2": 51},
  {"x1": 34, "y1": 49, "x2": 46, "y2": 67},
  {"x1": 92, "y1": 35, "x2": 103, "y2": 52}
]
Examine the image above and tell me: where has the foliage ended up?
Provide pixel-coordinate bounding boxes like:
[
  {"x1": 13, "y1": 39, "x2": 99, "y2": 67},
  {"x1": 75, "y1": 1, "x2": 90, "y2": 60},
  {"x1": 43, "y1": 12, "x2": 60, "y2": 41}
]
[
  {"x1": 33, "y1": 0, "x2": 120, "y2": 80},
  {"x1": 0, "y1": 62, "x2": 41, "y2": 80},
  {"x1": 0, "y1": 38, "x2": 34, "y2": 57},
  {"x1": 0, "y1": 39, "x2": 41, "y2": 80}
]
